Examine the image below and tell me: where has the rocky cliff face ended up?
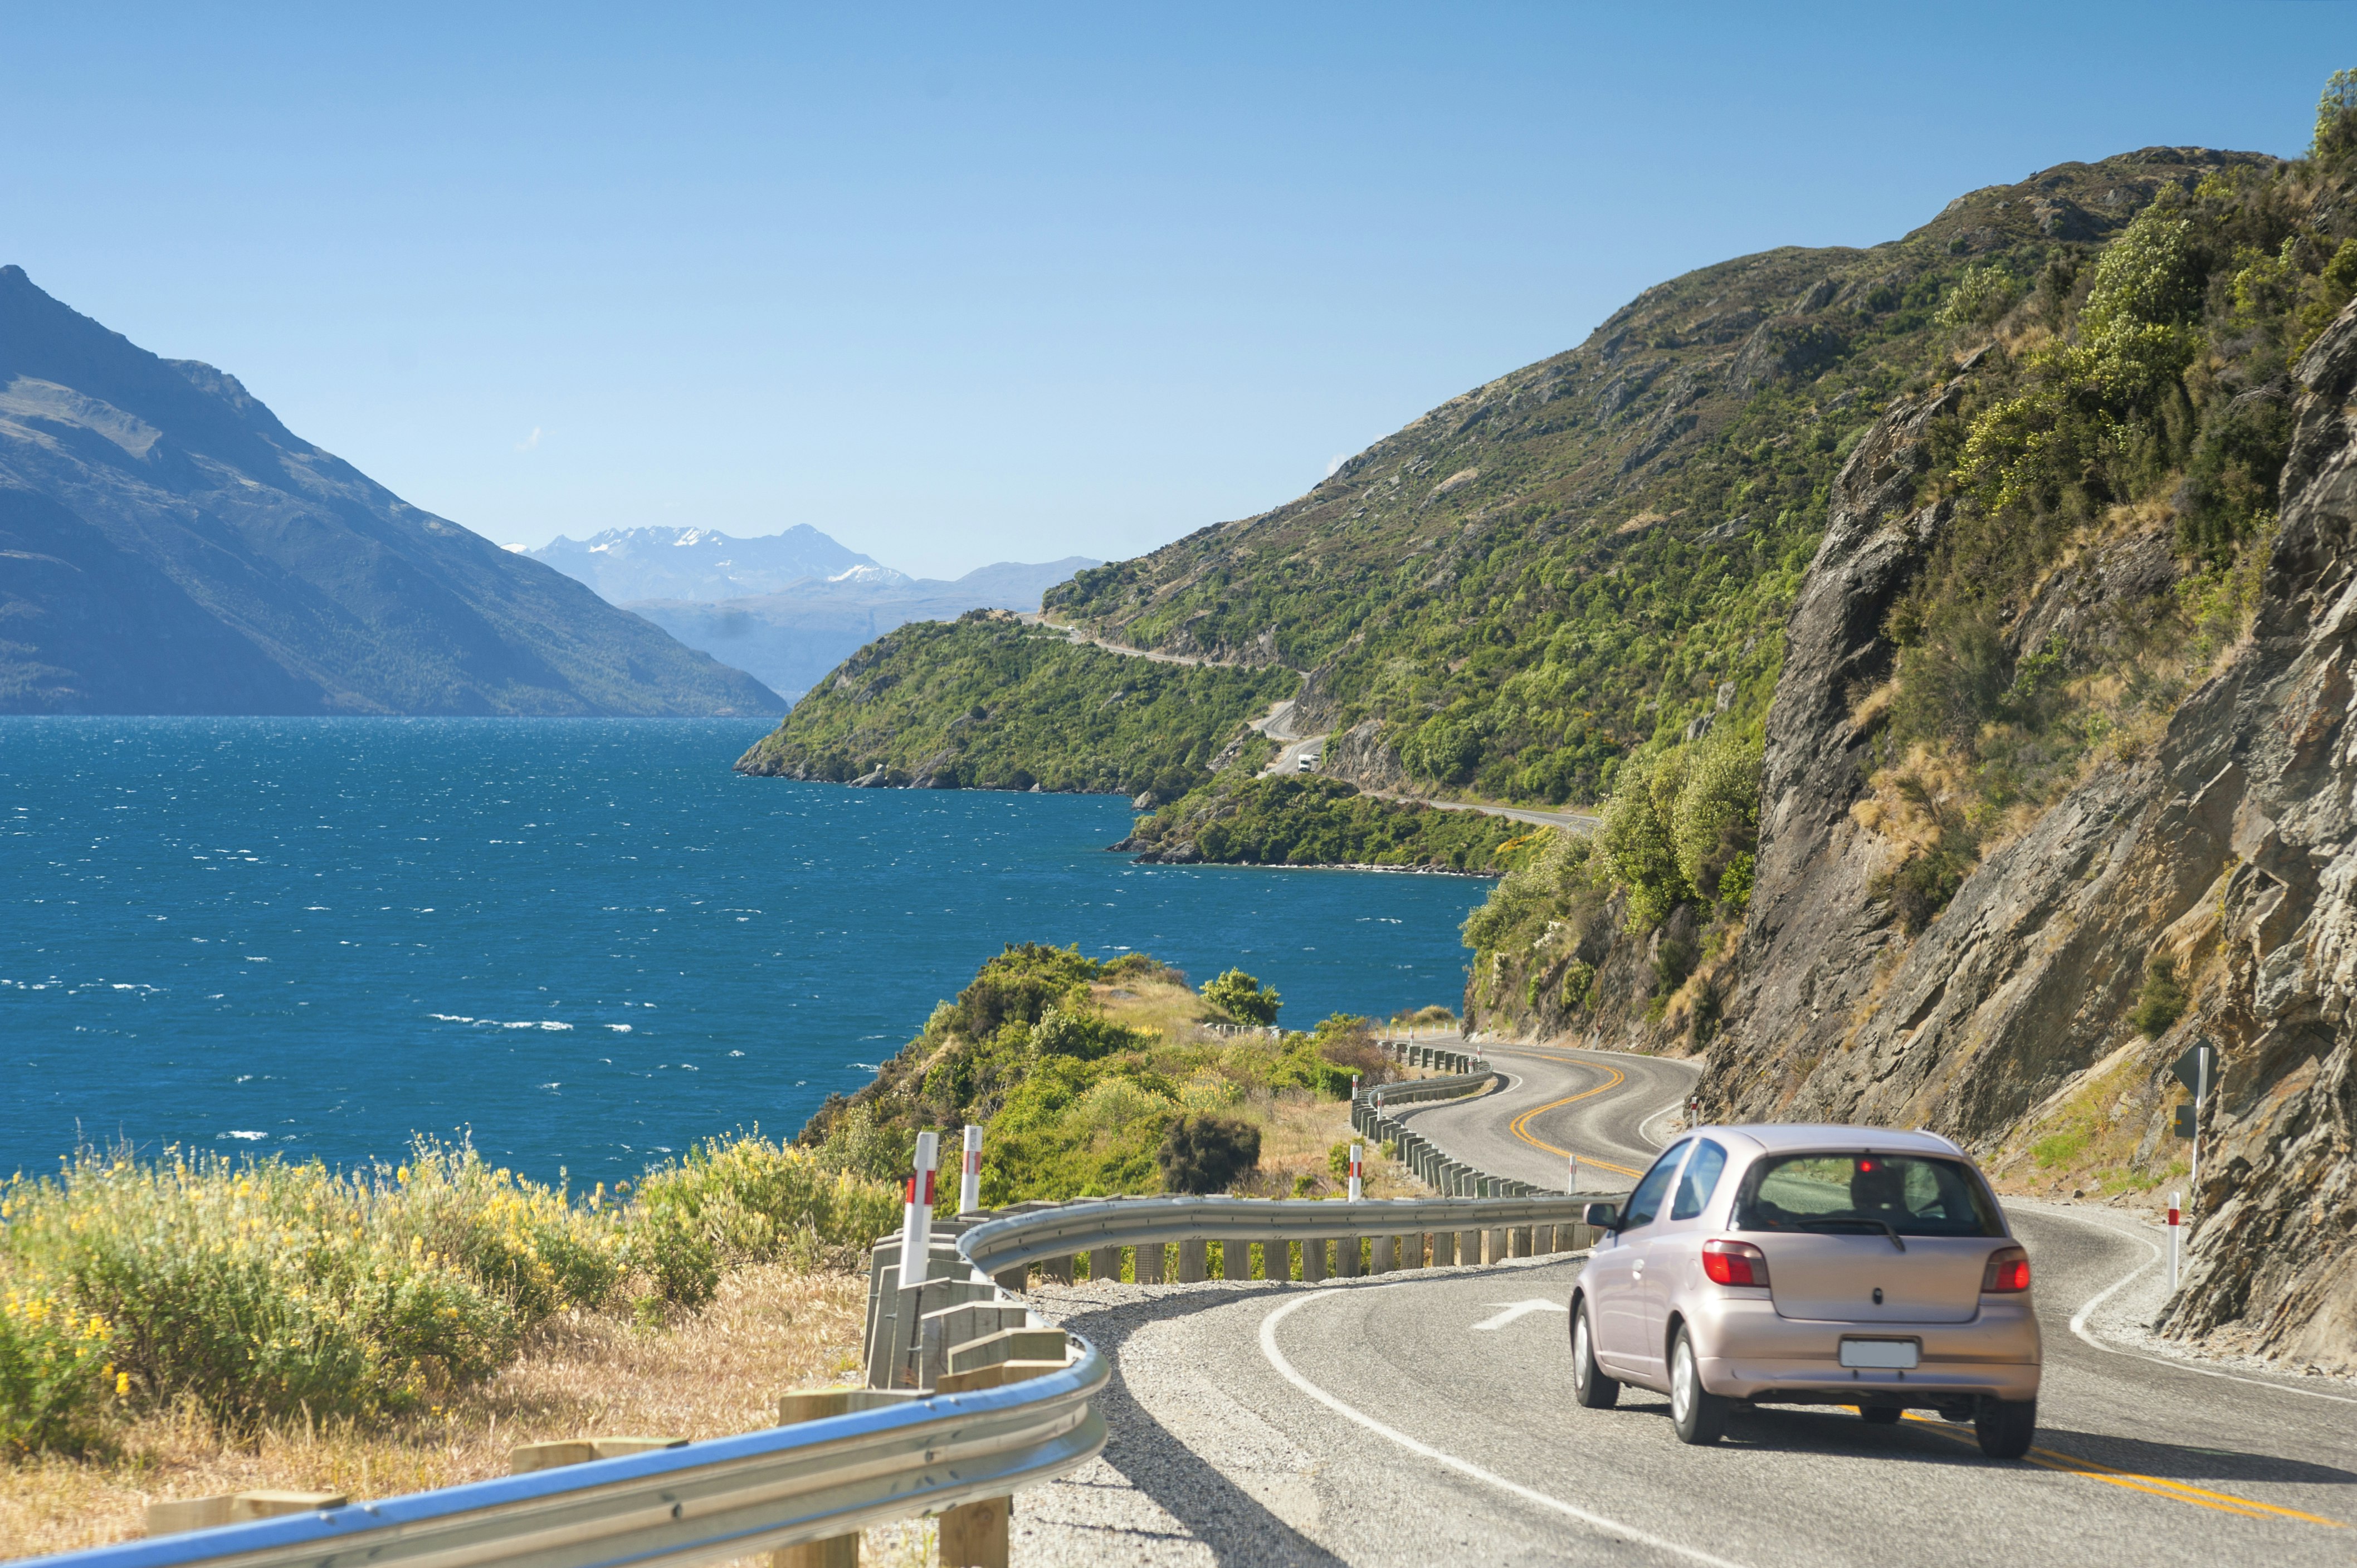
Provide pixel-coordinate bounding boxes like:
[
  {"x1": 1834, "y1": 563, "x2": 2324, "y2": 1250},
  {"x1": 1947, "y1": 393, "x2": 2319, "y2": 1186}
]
[{"x1": 1697, "y1": 302, "x2": 2357, "y2": 1372}]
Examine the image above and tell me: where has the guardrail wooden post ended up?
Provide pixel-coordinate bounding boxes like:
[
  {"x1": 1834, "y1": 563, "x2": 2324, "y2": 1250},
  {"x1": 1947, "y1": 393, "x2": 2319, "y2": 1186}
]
[
  {"x1": 1087, "y1": 1244, "x2": 1120, "y2": 1283},
  {"x1": 1457, "y1": 1224, "x2": 1481, "y2": 1266},
  {"x1": 1510, "y1": 1226, "x2": 1533, "y2": 1258},
  {"x1": 1337, "y1": 1233, "x2": 1362, "y2": 1277},
  {"x1": 145, "y1": 1491, "x2": 350, "y2": 1537},
  {"x1": 1177, "y1": 1238, "x2": 1206, "y2": 1282},
  {"x1": 1370, "y1": 1234, "x2": 1394, "y2": 1272},
  {"x1": 1138, "y1": 1241, "x2": 1165, "y2": 1283},
  {"x1": 765, "y1": 1396, "x2": 883, "y2": 1567},
  {"x1": 936, "y1": 1330, "x2": 1072, "y2": 1568},
  {"x1": 1300, "y1": 1236, "x2": 1328, "y2": 1283}
]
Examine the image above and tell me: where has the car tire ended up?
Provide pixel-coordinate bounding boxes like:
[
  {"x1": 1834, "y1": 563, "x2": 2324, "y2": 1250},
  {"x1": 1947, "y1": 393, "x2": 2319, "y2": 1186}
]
[
  {"x1": 1570, "y1": 1297, "x2": 1619, "y2": 1409},
  {"x1": 1668, "y1": 1326, "x2": 1728, "y2": 1445},
  {"x1": 1858, "y1": 1405, "x2": 1902, "y2": 1425},
  {"x1": 1975, "y1": 1396, "x2": 2036, "y2": 1459}
]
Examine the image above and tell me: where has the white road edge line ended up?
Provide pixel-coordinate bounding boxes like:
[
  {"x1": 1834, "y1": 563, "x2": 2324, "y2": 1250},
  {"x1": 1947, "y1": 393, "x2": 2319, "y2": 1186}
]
[
  {"x1": 1258, "y1": 1289, "x2": 1750, "y2": 1568},
  {"x1": 2057, "y1": 1211, "x2": 2357, "y2": 1407}
]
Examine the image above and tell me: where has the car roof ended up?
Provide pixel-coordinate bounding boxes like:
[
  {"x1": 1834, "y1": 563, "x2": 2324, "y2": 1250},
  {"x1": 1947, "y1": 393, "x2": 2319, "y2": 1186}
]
[{"x1": 1695, "y1": 1124, "x2": 1968, "y2": 1159}]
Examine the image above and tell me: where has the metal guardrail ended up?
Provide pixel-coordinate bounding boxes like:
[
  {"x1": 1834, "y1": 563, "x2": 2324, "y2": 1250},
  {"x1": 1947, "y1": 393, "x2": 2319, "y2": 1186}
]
[
  {"x1": 19, "y1": 1342, "x2": 1108, "y2": 1568},
  {"x1": 956, "y1": 1190, "x2": 1598, "y2": 1277}
]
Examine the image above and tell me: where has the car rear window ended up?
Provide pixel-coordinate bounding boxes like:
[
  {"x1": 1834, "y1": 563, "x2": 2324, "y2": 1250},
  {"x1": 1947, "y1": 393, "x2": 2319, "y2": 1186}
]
[{"x1": 1733, "y1": 1152, "x2": 2003, "y2": 1238}]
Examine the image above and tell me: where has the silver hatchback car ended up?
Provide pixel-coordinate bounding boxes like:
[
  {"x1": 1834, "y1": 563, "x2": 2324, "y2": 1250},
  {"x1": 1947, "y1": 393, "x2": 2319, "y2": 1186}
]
[{"x1": 1570, "y1": 1125, "x2": 2039, "y2": 1457}]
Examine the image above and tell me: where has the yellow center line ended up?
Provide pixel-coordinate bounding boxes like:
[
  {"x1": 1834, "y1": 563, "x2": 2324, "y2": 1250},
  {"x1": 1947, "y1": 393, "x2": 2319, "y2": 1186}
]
[
  {"x1": 1902, "y1": 1415, "x2": 2345, "y2": 1527},
  {"x1": 1499, "y1": 1056, "x2": 1643, "y2": 1178}
]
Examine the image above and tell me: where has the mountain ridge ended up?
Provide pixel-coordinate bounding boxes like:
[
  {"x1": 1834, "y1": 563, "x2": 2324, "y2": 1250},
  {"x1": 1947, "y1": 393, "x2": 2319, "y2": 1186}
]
[{"x1": 0, "y1": 267, "x2": 781, "y2": 716}]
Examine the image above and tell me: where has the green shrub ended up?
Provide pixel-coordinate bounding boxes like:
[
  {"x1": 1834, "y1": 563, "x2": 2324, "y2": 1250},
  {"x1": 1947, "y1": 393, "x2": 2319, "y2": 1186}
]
[
  {"x1": 631, "y1": 1133, "x2": 902, "y2": 1287},
  {"x1": 1156, "y1": 1116, "x2": 1262, "y2": 1194},
  {"x1": 0, "y1": 1148, "x2": 524, "y2": 1429},
  {"x1": 2129, "y1": 955, "x2": 2189, "y2": 1038},
  {"x1": 954, "y1": 943, "x2": 1101, "y2": 1038},
  {"x1": 1201, "y1": 968, "x2": 1282, "y2": 1026},
  {"x1": 0, "y1": 1282, "x2": 115, "y2": 1459}
]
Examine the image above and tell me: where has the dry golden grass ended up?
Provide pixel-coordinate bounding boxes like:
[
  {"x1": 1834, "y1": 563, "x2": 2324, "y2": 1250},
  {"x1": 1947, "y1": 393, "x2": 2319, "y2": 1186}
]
[
  {"x1": 1231, "y1": 1090, "x2": 1418, "y2": 1199},
  {"x1": 1, "y1": 1265, "x2": 874, "y2": 1561},
  {"x1": 1089, "y1": 975, "x2": 1216, "y2": 1042}
]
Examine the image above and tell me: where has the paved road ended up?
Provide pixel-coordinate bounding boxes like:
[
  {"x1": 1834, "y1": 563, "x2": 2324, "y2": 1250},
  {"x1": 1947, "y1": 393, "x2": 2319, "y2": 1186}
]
[
  {"x1": 1390, "y1": 1039, "x2": 1699, "y2": 1190},
  {"x1": 1024, "y1": 1045, "x2": 2357, "y2": 1567}
]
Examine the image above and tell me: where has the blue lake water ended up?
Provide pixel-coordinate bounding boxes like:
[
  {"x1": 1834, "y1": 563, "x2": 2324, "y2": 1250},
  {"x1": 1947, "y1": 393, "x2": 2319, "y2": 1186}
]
[{"x1": 0, "y1": 717, "x2": 1486, "y2": 1183}]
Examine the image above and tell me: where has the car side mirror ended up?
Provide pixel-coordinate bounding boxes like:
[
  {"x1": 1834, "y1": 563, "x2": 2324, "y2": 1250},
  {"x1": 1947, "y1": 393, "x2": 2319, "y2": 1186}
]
[{"x1": 1582, "y1": 1201, "x2": 1620, "y2": 1232}]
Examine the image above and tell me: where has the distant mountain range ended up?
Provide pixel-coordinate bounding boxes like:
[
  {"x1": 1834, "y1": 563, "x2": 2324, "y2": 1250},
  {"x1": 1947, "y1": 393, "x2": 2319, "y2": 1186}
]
[
  {"x1": 527, "y1": 524, "x2": 1094, "y2": 702},
  {"x1": 0, "y1": 267, "x2": 780, "y2": 715},
  {"x1": 525, "y1": 524, "x2": 883, "y2": 602}
]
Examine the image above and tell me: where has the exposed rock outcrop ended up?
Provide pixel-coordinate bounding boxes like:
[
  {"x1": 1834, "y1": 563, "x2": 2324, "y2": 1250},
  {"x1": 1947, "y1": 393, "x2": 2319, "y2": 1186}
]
[
  {"x1": 1321, "y1": 718, "x2": 1409, "y2": 793},
  {"x1": 1703, "y1": 301, "x2": 2357, "y2": 1371},
  {"x1": 1716, "y1": 380, "x2": 1959, "y2": 1074}
]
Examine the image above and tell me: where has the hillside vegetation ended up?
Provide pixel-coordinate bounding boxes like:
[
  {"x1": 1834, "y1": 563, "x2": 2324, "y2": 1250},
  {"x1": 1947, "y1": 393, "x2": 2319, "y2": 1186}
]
[
  {"x1": 1042, "y1": 148, "x2": 2275, "y2": 810},
  {"x1": 1117, "y1": 773, "x2": 1535, "y2": 872},
  {"x1": 735, "y1": 612, "x2": 1292, "y2": 797},
  {"x1": 796, "y1": 942, "x2": 1415, "y2": 1203}
]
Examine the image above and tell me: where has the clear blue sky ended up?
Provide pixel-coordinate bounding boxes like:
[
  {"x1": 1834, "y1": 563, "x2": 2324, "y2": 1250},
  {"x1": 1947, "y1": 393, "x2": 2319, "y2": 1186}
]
[{"x1": 1, "y1": 5, "x2": 2341, "y2": 577}]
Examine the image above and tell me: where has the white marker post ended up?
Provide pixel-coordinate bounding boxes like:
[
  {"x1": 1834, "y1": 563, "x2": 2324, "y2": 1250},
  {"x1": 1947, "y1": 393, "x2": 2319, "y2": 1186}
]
[
  {"x1": 897, "y1": 1130, "x2": 939, "y2": 1294},
  {"x1": 1348, "y1": 1142, "x2": 1364, "y2": 1202},
  {"x1": 1567, "y1": 1151, "x2": 1579, "y2": 1194},
  {"x1": 958, "y1": 1124, "x2": 983, "y2": 1215},
  {"x1": 2168, "y1": 1191, "x2": 2182, "y2": 1291}
]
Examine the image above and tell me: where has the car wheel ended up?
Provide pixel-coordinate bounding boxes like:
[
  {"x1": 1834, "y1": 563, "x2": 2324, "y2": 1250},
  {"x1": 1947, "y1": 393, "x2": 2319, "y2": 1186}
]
[
  {"x1": 1668, "y1": 1326, "x2": 1728, "y2": 1445},
  {"x1": 1858, "y1": 1405, "x2": 1902, "y2": 1425},
  {"x1": 1975, "y1": 1396, "x2": 2036, "y2": 1459},
  {"x1": 1570, "y1": 1298, "x2": 1619, "y2": 1409}
]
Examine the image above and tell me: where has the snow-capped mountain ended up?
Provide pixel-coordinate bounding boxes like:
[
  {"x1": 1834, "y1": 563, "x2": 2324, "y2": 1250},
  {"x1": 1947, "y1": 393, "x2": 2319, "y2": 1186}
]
[{"x1": 528, "y1": 524, "x2": 878, "y2": 602}]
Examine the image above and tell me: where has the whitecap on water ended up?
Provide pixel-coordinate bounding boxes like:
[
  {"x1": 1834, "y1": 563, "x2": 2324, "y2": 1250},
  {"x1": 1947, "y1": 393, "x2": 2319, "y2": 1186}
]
[
  {"x1": 218, "y1": 1130, "x2": 266, "y2": 1141},
  {"x1": 607, "y1": 1023, "x2": 633, "y2": 1033},
  {"x1": 428, "y1": 1013, "x2": 475, "y2": 1023},
  {"x1": 539, "y1": 1021, "x2": 572, "y2": 1030}
]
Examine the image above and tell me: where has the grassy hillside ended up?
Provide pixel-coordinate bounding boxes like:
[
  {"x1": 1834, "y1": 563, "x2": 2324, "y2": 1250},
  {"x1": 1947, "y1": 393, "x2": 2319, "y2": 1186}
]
[{"x1": 734, "y1": 611, "x2": 1292, "y2": 798}]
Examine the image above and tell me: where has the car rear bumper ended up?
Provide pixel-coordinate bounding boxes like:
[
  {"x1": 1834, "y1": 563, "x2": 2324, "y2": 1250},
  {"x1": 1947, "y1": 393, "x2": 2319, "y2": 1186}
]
[{"x1": 1687, "y1": 1295, "x2": 2041, "y2": 1403}]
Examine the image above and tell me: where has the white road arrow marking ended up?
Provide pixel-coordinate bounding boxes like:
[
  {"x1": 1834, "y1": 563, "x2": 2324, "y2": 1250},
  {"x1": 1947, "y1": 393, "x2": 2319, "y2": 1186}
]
[{"x1": 1472, "y1": 1299, "x2": 1569, "y2": 1330}]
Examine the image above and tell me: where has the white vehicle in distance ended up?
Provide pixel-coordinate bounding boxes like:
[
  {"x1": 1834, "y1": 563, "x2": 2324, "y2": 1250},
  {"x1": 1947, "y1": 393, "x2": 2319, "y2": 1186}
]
[{"x1": 1569, "y1": 1125, "x2": 2039, "y2": 1457}]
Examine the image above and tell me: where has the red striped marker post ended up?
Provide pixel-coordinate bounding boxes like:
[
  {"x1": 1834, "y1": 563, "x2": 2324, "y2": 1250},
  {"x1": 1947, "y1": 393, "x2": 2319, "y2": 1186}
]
[
  {"x1": 898, "y1": 1130, "x2": 939, "y2": 1292},
  {"x1": 2168, "y1": 1191, "x2": 2182, "y2": 1290},
  {"x1": 1348, "y1": 1142, "x2": 1364, "y2": 1202},
  {"x1": 958, "y1": 1124, "x2": 983, "y2": 1215}
]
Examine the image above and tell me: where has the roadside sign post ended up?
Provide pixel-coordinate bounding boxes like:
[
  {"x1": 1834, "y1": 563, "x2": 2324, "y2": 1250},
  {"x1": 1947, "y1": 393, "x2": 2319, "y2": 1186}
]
[
  {"x1": 958, "y1": 1124, "x2": 983, "y2": 1215},
  {"x1": 1567, "y1": 1152, "x2": 1578, "y2": 1194},
  {"x1": 1686, "y1": 1095, "x2": 1700, "y2": 1130},
  {"x1": 898, "y1": 1130, "x2": 939, "y2": 1292},
  {"x1": 2170, "y1": 1041, "x2": 2218, "y2": 1218},
  {"x1": 1348, "y1": 1143, "x2": 1363, "y2": 1203}
]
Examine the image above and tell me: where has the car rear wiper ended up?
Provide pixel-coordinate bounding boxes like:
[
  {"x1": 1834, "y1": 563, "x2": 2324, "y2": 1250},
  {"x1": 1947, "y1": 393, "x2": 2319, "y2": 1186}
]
[{"x1": 1797, "y1": 1218, "x2": 1906, "y2": 1252}]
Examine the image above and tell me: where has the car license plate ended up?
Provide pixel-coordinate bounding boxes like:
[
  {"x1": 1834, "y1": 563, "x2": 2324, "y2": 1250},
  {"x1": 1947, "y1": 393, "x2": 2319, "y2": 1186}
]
[{"x1": 1839, "y1": 1338, "x2": 1920, "y2": 1370}]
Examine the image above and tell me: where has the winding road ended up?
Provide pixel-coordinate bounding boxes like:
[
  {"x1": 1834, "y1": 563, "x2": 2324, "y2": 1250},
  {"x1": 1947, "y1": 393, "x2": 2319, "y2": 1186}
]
[{"x1": 1022, "y1": 1043, "x2": 2357, "y2": 1567}]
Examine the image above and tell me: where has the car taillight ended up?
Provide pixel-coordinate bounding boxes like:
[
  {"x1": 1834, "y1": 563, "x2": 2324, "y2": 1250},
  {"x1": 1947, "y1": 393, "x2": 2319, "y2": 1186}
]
[
  {"x1": 1702, "y1": 1239, "x2": 1770, "y2": 1287},
  {"x1": 1982, "y1": 1244, "x2": 2031, "y2": 1293}
]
